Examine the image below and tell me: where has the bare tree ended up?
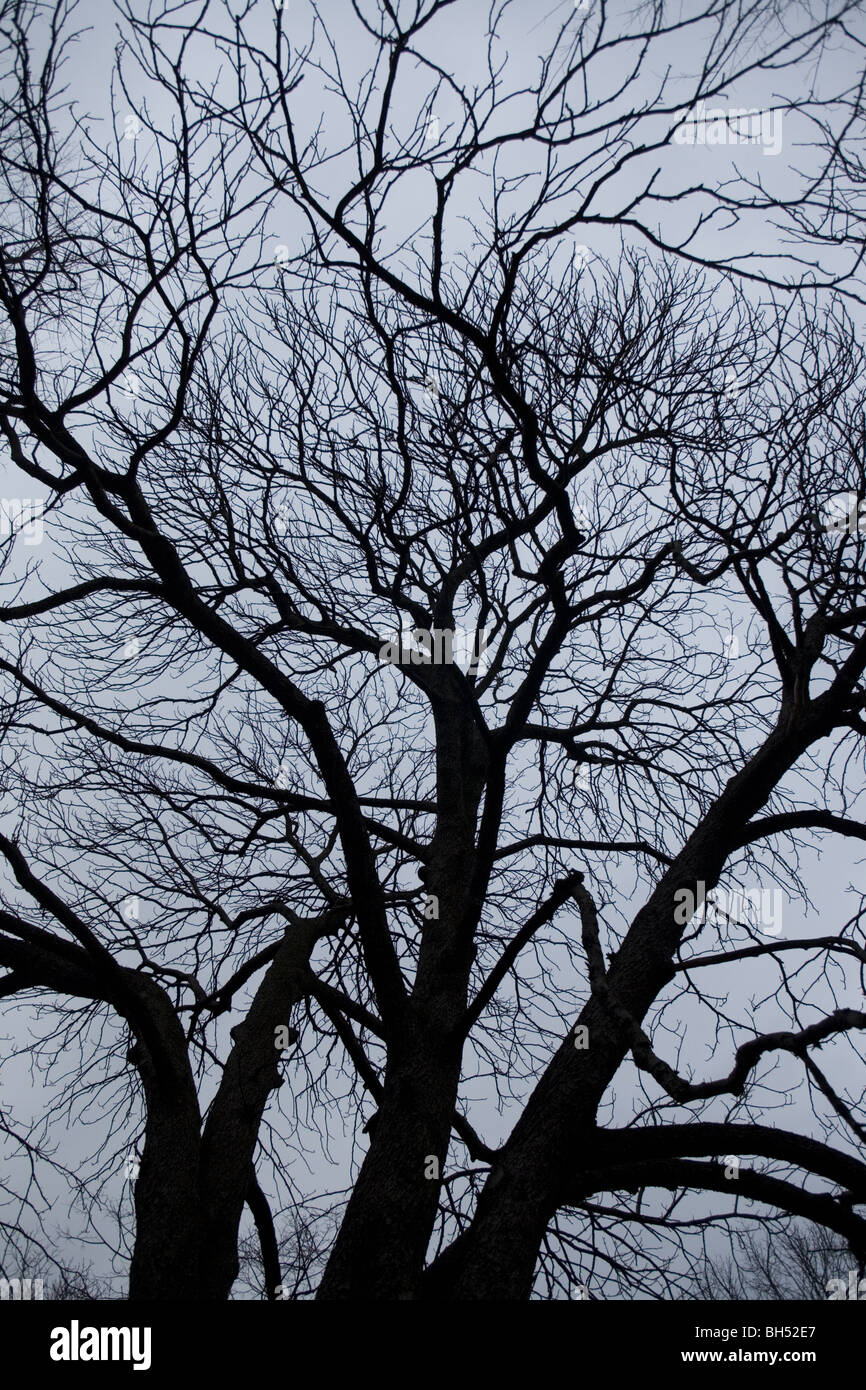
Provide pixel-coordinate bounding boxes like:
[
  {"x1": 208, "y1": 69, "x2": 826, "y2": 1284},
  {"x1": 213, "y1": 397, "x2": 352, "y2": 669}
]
[
  {"x1": 235, "y1": 1208, "x2": 336, "y2": 1301},
  {"x1": 694, "y1": 1220, "x2": 856, "y2": 1300},
  {"x1": 1, "y1": 0, "x2": 866, "y2": 1303}
]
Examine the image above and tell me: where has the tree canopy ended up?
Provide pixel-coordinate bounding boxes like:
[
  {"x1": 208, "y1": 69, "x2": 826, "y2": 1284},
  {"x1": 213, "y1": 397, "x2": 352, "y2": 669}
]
[{"x1": 1, "y1": 0, "x2": 866, "y2": 1301}]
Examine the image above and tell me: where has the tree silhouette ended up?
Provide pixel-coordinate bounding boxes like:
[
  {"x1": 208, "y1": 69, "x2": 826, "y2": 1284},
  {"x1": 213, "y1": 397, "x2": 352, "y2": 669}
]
[
  {"x1": 694, "y1": 1219, "x2": 856, "y2": 1301},
  {"x1": 1, "y1": 0, "x2": 866, "y2": 1301}
]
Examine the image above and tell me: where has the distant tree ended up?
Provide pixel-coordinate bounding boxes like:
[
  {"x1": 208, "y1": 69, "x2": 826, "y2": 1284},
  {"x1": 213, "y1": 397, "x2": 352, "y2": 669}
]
[
  {"x1": 694, "y1": 1220, "x2": 857, "y2": 1301},
  {"x1": 0, "y1": 1241, "x2": 116, "y2": 1300},
  {"x1": 234, "y1": 1208, "x2": 336, "y2": 1301},
  {"x1": 46, "y1": 1265, "x2": 117, "y2": 1301},
  {"x1": 1, "y1": 0, "x2": 866, "y2": 1302}
]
